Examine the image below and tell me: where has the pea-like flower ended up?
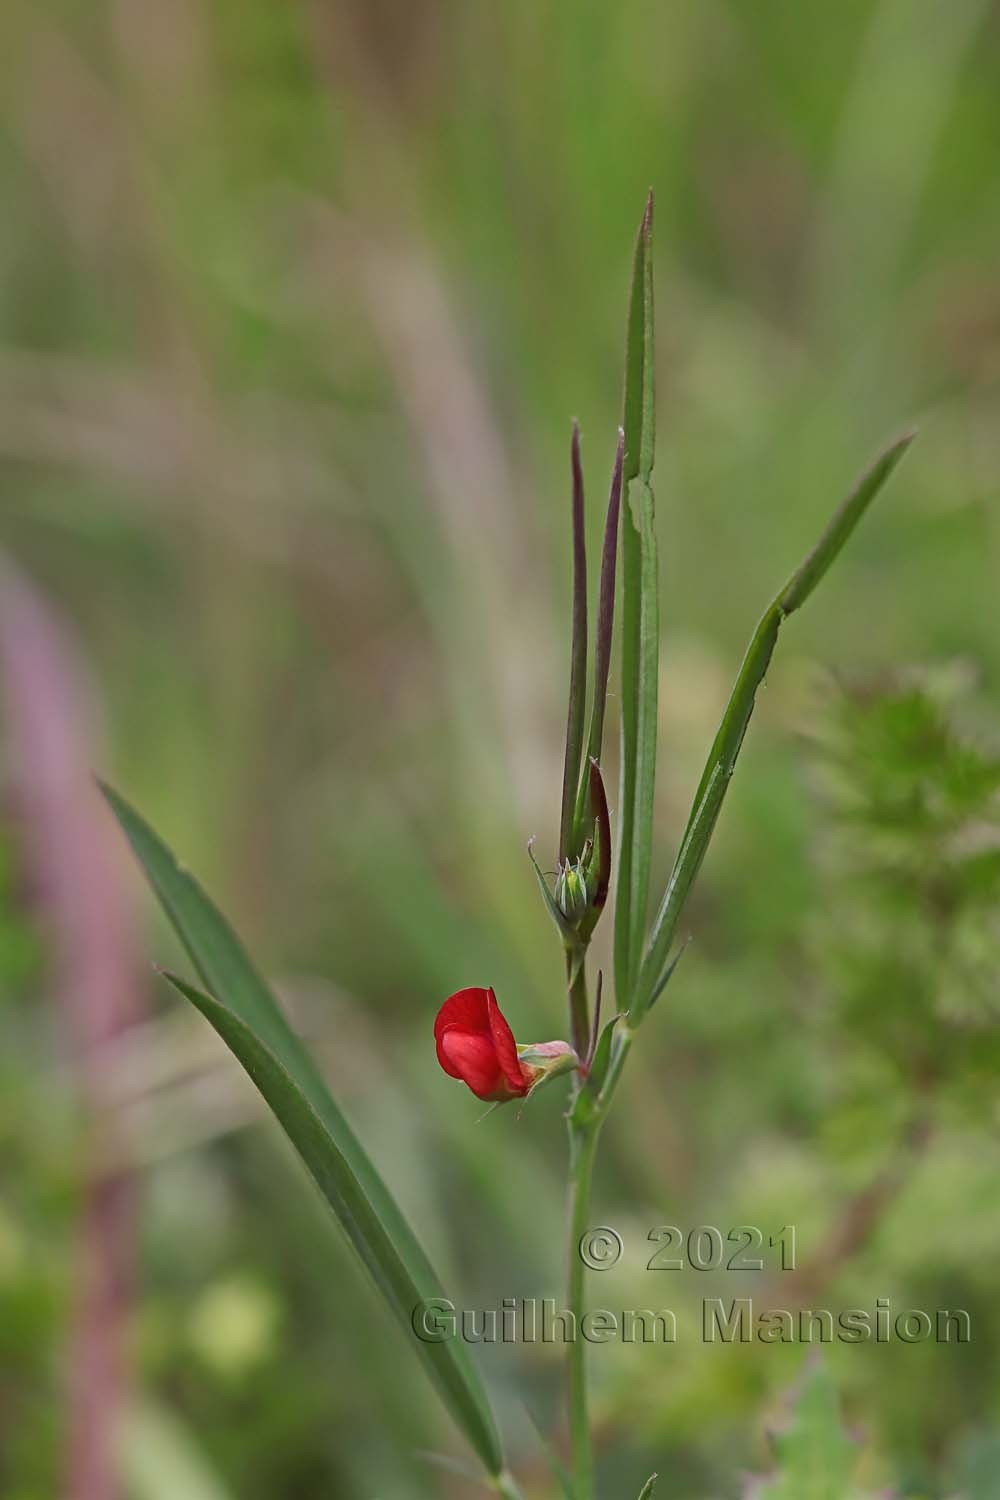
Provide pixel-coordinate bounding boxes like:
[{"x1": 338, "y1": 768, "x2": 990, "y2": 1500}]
[{"x1": 434, "y1": 987, "x2": 577, "y2": 1102}]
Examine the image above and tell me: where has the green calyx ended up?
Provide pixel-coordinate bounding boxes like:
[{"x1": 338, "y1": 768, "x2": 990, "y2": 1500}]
[{"x1": 555, "y1": 858, "x2": 590, "y2": 923}]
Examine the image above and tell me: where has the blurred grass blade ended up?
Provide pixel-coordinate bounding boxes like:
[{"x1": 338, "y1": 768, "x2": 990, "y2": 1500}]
[
  {"x1": 121, "y1": 1399, "x2": 236, "y2": 1500},
  {"x1": 416, "y1": 1451, "x2": 481, "y2": 1483},
  {"x1": 633, "y1": 431, "x2": 915, "y2": 1016},
  {"x1": 560, "y1": 421, "x2": 589, "y2": 861},
  {"x1": 523, "y1": 1406, "x2": 578, "y2": 1500},
  {"x1": 100, "y1": 783, "x2": 505, "y2": 1478},
  {"x1": 637, "y1": 1476, "x2": 658, "y2": 1500},
  {"x1": 614, "y1": 191, "x2": 658, "y2": 1009}
]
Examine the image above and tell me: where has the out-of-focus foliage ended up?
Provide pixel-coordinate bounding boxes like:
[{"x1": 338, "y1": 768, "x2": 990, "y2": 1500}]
[
  {"x1": 746, "y1": 1359, "x2": 872, "y2": 1500},
  {"x1": 813, "y1": 667, "x2": 1000, "y2": 1116},
  {"x1": 1, "y1": 0, "x2": 999, "y2": 1495}
]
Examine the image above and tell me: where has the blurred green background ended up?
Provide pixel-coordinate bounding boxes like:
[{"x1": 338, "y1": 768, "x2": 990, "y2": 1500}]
[{"x1": 1, "y1": 0, "x2": 999, "y2": 1495}]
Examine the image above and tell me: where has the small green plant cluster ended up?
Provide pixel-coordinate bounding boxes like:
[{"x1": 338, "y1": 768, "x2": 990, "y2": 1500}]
[{"x1": 814, "y1": 668, "x2": 1000, "y2": 1107}]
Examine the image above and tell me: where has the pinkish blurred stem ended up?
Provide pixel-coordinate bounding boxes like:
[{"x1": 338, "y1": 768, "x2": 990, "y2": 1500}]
[
  {"x1": 68, "y1": 1178, "x2": 135, "y2": 1500},
  {"x1": 0, "y1": 560, "x2": 141, "y2": 1500}
]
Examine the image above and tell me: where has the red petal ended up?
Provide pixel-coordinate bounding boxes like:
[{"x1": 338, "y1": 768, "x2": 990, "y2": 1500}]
[
  {"x1": 435, "y1": 1027, "x2": 464, "y2": 1079},
  {"x1": 438, "y1": 1030, "x2": 503, "y2": 1099},
  {"x1": 434, "y1": 986, "x2": 530, "y2": 1100},
  {"x1": 434, "y1": 987, "x2": 491, "y2": 1044},
  {"x1": 486, "y1": 988, "x2": 530, "y2": 1097}
]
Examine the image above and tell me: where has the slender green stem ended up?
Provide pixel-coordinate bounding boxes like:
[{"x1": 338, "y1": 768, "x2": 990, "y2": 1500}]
[
  {"x1": 567, "y1": 956, "x2": 590, "y2": 1064},
  {"x1": 556, "y1": 1013, "x2": 640, "y2": 1500},
  {"x1": 567, "y1": 1116, "x2": 600, "y2": 1499}
]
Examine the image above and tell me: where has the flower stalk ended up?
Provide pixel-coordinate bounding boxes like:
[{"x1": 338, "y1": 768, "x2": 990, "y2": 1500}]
[
  {"x1": 566, "y1": 1115, "x2": 601, "y2": 1497},
  {"x1": 567, "y1": 957, "x2": 590, "y2": 1072}
]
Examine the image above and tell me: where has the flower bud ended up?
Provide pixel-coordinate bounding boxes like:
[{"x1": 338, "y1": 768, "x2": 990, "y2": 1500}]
[{"x1": 555, "y1": 858, "x2": 590, "y2": 923}]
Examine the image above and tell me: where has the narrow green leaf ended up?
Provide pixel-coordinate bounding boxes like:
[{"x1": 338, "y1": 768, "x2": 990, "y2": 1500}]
[
  {"x1": 637, "y1": 1476, "x2": 658, "y2": 1500},
  {"x1": 614, "y1": 191, "x2": 658, "y2": 1009},
  {"x1": 646, "y1": 935, "x2": 690, "y2": 1012},
  {"x1": 560, "y1": 422, "x2": 588, "y2": 861},
  {"x1": 586, "y1": 969, "x2": 604, "y2": 1068},
  {"x1": 100, "y1": 783, "x2": 504, "y2": 1478},
  {"x1": 633, "y1": 431, "x2": 914, "y2": 1015},
  {"x1": 161, "y1": 970, "x2": 504, "y2": 1475},
  {"x1": 580, "y1": 758, "x2": 611, "y2": 935},
  {"x1": 575, "y1": 428, "x2": 625, "y2": 847},
  {"x1": 779, "y1": 430, "x2": 915, "y2": 613}
]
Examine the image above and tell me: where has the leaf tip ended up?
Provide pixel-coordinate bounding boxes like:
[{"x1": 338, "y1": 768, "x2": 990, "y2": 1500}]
[
  {"x1": 570, "y1": 421, "x2": 583, "y2": 476},
  {"x1": 570, "y1": 421, "x2": 584, "y2": 508},
  {"x1": 886, "y1": 425, "x2": 918, "y2": 459}
]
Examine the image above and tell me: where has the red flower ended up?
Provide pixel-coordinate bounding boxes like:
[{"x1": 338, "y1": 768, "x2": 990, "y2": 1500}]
[
  {"x1": 434, "y1": 987, "x2": 533, "y2": 1101},
  {"x1": 434, "y1": 987, "x2": 579, "y2": 1102}
]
